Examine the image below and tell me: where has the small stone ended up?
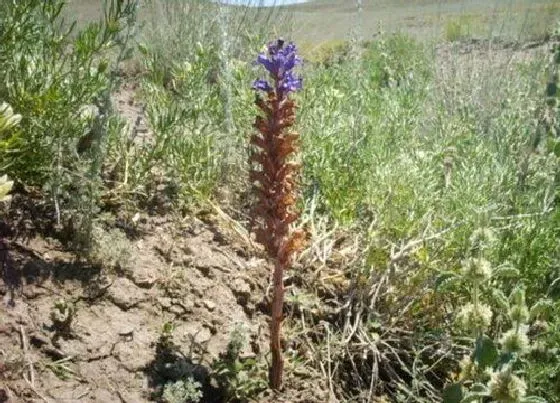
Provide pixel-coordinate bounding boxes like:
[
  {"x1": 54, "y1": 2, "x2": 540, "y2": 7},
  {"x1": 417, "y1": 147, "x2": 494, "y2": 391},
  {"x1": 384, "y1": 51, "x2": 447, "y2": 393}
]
[
  {"x1": 178, "y1": 298, "x2": 194, "y2": 312},
  {"x1": 115, "y1": 341, "x2": 153, "y2": 372},
  {"x1": 182, "y1": 245, "x2": 195, "y2": 255},
  {"x1": 29, "y1": 332, "x2": 50, "y2": 348},
  {"x1": 157, "y1": 297, "x2": 172, "y2": 309},
  {"x1": 231, "y1": 278, "x2": 252, "y2": 306},
  {"x1": 71, "y1": 386, "x2": 91, "y2": 400},
  {"x1": 232, "y1": 278, "x2": 251, "y2": 295},
  {"x1": 168, "y1": 304, "x2": 185, "y2": 316},
  {"x1": 90, "y1": 388, "x2": 115, "y2": 402},
  {"x1": 107, "y1": 277, "x2": 146, "y2": 310},
  {"x1": 193, "y1": 327, "x2": 212, "y2": 344},
  {"x1": 203, "y1": 300, "x2": 216, "y2": 312},
  {"x1": 22, "y1": 285, "x2": 46, "y2": 299},
  {"x1": 129, "y1": 266, "x2": 157, "y2": 288},
  {"x1": 116, "y1": 324, "x2": 135, "y2": 337},
  {"x1": 133, "y1": 276, "x2": 156, "y2": 288}
]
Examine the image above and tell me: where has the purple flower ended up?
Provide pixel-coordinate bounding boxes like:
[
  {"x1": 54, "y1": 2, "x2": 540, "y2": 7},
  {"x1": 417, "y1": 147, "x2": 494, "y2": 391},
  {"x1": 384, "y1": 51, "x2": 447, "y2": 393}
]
[
  {"x1": 252, "y1": 79, "x2": 273, "y2": 92},
  {"x1": 281, "y1": 71, "x2": 302, "y2": 92},
  {"x1": 253, "y1": 38, "x2": 302, "y2": 96}
]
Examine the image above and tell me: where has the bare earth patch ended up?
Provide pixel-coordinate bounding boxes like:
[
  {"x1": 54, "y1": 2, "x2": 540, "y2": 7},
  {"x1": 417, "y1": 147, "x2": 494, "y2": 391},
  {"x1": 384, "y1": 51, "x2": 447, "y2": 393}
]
[{"x1": 0, "y1": 212, "x2": 319, "y2": 402}]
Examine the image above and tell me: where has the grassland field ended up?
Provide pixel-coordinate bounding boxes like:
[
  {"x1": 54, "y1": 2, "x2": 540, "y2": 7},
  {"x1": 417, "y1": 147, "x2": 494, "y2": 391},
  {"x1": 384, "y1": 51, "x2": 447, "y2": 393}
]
[{"x1": 66, "y1": 0, "x2": 560, "y2": 43}]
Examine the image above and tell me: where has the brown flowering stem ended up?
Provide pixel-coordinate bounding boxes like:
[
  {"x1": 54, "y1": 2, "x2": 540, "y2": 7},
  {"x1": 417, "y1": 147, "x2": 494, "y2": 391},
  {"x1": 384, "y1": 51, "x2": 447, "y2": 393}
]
[
  {"x1": 270, "y1": 260, "x2": 285, "y2": 388},
  {"x1": 250, "y1": 39, "x2": 304, "y2": 390}
]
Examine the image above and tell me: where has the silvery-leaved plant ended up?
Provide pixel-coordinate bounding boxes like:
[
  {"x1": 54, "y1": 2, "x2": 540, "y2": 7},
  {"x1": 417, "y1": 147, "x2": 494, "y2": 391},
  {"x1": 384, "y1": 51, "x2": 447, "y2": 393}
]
[
  {"x1": 0, "y1": 102, "x2": 22, "y2": 134},
  {"x1": 0, "y1": 175, "x2": 13, "y2": 203},
  {"x1": 442, "y1": 228, "x2": 550, "y2": 403},
  {"x1": 0, "y1": 102, "x2": 20, "y2": 199},
  {"x1": 0, "y1": 102, "x2": 17, "y2": 299}
]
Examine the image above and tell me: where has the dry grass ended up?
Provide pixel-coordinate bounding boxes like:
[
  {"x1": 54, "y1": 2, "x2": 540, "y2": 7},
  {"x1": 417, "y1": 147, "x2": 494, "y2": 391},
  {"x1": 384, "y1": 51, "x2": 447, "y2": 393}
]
[{"x1": 289, "y1": 0, "x2": 560, "y2": 43}]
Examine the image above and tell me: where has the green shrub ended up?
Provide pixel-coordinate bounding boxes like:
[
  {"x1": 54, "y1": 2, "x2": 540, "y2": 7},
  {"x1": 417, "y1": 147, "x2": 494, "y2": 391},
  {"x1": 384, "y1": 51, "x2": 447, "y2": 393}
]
[
  {"x1": 301, "y1": 40, "x2": 351, "y2": 67},
  {"x1": 299, "y1": 33, "x2": 431, "y2": 225},
  {"x1": 0, "y1": 0, "x2": 136, "y2": 246},
  {"x1": 0, "y1": 0, "x2": 135, "y2": 184},
  {"x1": 88, "y1": 223, "x2": 132, "y2": 270},
  {"x1": 132, "y1": 45, "x2": 223, "y2": 205},
  {"x1": 294, "y1": 26, "x2": 559, "y2": 400}
]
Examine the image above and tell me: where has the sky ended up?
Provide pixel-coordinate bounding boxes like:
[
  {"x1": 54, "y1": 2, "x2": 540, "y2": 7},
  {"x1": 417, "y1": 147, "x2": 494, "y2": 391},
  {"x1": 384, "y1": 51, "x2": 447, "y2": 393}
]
[{"x1": 219, "y1": 0, "x2": 309, "y2": 6}]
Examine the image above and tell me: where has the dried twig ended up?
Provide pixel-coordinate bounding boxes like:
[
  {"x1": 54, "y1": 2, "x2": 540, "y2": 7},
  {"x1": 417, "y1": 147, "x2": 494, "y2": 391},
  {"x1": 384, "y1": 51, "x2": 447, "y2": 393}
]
[
  {"x1": 23, "y1": 375, "x2": 52, "y2": 403},
  {"x1": 20, "y1": 325, "x2": 53, "y2": 403},
  {"x1": 19, "y1": 325, "x2": 35, "y2": 387}
]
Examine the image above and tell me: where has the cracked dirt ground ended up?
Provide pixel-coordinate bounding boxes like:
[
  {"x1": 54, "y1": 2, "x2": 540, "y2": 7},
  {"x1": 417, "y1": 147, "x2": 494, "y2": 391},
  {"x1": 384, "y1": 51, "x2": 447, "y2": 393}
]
[{"x1": 0, "y1": 212, "x2": 276, "y2": 402}]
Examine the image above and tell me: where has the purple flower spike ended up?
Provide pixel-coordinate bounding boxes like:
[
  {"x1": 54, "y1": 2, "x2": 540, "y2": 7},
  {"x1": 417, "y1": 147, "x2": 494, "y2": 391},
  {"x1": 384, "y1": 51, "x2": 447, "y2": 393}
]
[{"x1": 254, "y1": 38, "x2": 302, "y2": 96}]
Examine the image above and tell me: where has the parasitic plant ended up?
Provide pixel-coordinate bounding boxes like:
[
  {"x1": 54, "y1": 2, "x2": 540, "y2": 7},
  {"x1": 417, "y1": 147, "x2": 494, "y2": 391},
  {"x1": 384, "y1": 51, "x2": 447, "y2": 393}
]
[{"x1": 250, "y1": 38, "x2": 305, "y2": 390}]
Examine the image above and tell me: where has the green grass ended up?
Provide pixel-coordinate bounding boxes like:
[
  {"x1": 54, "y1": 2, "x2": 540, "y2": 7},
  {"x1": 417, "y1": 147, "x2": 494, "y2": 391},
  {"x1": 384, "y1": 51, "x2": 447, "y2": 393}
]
[{"x1": 2, "y1": 0, "x2": 560, "y2": 401}]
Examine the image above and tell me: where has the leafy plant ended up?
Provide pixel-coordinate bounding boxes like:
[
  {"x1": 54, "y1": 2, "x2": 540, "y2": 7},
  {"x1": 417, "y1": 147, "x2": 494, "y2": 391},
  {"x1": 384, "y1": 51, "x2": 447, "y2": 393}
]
[
  {"x1": 212, "y1": 325, "x2": 267, "y2": 401},
  {"x1": 88, "y1": 222, "x2": 132, "y2": 270},
  {"x1": 50, "y1": 298, "x2": 75, "y2": 346},
  {"x1": 443, "y1": 229, "x2": 550, "y2": 403},
  {"x1": 162, "y1": 378, "x2": 203, "y2": 403},
  {"x1": 121, "y1": 0, "x2": 294, "y2": 212},
  {"x1": 0, "y1": 102, "x2": 22, "y2": 171},
  {"x1": 0, "y1": 0, "x2": 137, "y2": 245}
]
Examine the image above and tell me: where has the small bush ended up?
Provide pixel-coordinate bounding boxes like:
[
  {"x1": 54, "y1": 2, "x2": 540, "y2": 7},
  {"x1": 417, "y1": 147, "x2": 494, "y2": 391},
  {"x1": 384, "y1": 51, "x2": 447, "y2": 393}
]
[
  {"x1": 444, "y1": 20, "x2": 464, "y2": 42},
  {"x1": 88, "y1": 223, "x2": 132, "y2": 270},
  {"x1": 162, "y1": 378, "x2": 203, "y2": 403},
  {"x1": 301, "y1": 40, "x2": 351, "y2": 67},
  {"x1": 212, "y1": 325, "x2": 267, "y2": 401},
  {"x1": 443, "y1": 15, "x2": 478, "y2": 42},
  {"x1": 0, "y1": 0, "x2": 137, "y2": 247}
]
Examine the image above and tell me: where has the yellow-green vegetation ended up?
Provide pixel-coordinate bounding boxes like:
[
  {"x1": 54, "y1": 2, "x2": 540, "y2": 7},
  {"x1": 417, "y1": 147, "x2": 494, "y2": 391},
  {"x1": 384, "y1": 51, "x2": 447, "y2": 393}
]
[
  {"x1": 2, "y1": 0, "x2": 560, "y2": 401},
  {"x1": 443, "y1": 14, "x2": 482, "y2": 42},
  {"x1": 299, "y1": 40, "x2": 351, "y2": 67}
]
